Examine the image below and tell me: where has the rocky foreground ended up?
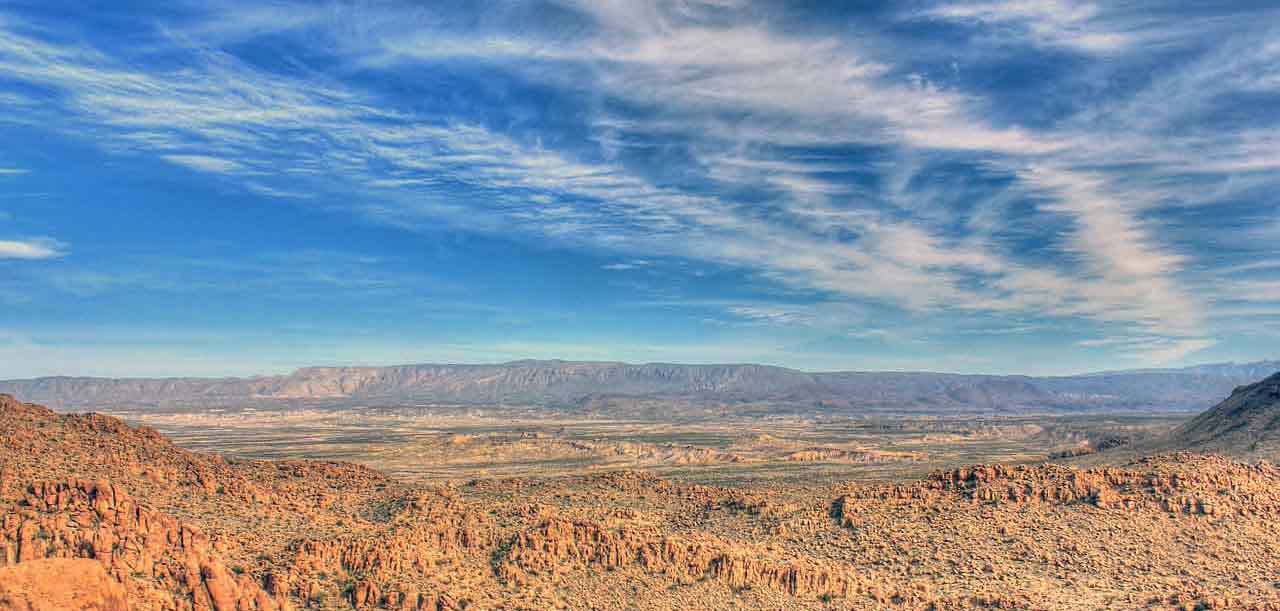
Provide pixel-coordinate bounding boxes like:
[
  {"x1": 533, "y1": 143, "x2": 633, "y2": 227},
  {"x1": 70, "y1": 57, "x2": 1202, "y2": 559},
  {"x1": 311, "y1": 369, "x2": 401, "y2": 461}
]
[{"x1": 1, "y1": 394, "x2": 1278, "y2": 610}]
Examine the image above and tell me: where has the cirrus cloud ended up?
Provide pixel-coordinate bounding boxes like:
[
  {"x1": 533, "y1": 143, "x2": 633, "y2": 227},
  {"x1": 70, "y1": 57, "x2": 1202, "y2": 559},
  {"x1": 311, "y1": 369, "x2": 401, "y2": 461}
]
[{"x1": 0, "y1": 238, "x2": 66, "y2": 260}]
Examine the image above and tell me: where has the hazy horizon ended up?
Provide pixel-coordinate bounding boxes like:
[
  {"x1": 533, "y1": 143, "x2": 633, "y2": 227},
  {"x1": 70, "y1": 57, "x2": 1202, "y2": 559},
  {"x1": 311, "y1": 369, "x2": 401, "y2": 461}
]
[{"x1": 5, "y1": 354, "x2": 1278, "y2": 383}]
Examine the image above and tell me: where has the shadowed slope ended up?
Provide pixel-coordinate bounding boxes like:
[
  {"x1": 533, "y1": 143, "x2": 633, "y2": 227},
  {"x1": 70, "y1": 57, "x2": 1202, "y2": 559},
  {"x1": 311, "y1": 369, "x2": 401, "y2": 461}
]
[{"x1": 1169, "y1": 371, "x2": 1280, "y2": 457}]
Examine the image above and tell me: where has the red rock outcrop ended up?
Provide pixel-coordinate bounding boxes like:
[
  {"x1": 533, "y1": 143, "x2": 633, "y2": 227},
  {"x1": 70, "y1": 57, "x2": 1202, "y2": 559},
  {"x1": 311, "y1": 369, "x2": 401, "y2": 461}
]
[
  {"x1": 837, "y1": 454, "x2": 1280, "y2": 523},
  {"x1": 0, "y1": 558, "x2": 129, "y2": 611},
  {"x1": 498, "y1": 517, "x2": 925, "y2": 604},
  {"x1": 0, "y1": 479, "x2": 284, "y2": 611},
  {"x1": 288, "y1": 492, "x2": 490, "y2": 609}
]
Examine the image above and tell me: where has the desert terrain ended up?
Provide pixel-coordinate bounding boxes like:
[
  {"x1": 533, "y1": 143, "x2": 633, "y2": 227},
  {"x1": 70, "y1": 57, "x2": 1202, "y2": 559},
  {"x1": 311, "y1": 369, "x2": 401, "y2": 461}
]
[
  {"x1": 3, "y1": 371, "x2": 1280, "y2": 609},
  {"x1": 119, "y1": 408, "x2": 1179, "y2": 485},
  {"x1": 5, "y1": 0, "x2": 1279, "y2": 608}
]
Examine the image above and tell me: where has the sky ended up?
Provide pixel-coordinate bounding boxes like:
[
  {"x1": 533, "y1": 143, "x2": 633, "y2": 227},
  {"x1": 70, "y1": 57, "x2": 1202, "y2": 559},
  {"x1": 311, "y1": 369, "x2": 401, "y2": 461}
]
[{"x1": 0, "y1": 0, "x2": 1278, "y2": 378}]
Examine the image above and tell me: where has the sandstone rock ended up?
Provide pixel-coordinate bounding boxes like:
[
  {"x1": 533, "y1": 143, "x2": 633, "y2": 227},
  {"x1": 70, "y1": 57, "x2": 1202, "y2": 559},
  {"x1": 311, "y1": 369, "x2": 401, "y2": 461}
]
[
  {"x1": 0, "y1": 479, "x2": 278, "y2": 611},
  {"x1": 350, "y1": 580, "x2": 378, "y2": 608},
  {"x1": 498, "y1": 517, "x2": 890, "y2": 601},
  {"x1": 0, "y1": 558, "x2": 129, "y2": 611}
]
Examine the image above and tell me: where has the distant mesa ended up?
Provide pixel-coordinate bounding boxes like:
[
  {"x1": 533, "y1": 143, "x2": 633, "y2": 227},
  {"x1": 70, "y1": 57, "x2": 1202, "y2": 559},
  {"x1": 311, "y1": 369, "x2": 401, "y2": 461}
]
[
  {"x1": 1169, "y1": 371, "x2": 1280, "y2": 457},
  {"x1": 2, "y1": 359, "x2": 1279, "y2": 415}
]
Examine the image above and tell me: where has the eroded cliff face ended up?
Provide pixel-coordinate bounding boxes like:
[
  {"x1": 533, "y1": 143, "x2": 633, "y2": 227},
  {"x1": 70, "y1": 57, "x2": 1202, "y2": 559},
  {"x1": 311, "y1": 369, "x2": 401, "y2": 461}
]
[{"x1": 3, "y1": 393, "x2": 1280, "y2": 610}]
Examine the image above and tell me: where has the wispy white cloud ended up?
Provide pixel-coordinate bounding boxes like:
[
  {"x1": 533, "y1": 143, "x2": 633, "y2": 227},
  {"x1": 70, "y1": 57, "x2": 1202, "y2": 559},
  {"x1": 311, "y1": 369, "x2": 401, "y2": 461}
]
[
  {"x1": 0, "y1": 238, "x2": 65, "y2": 260},
  {"x1": 182, "y1": 3, "x2": 333, "y2": 42},
  {"x1": 0, "y1": 10, "x2": 1171, "y2": 342},
  {"x1": 244, "y1": 182, "x2": 312, "y2": 199},
  {"x1": 162, "y1": 154, "x2": 244, "y2": 174},
  {"x1": 1137, "y1": 338, "x2": 1217, "y2": 365},
  {"x1": 34, "y1": 249, "x2": 435, "y2": 300},
  {"x1": 1225, "y1": 281, "x2": 1280, "y2": 304},
  {"x1": 47, "y1": 270, "x2": 175, "y2": 297},
  {"x1": 1075, "y1": 335, "x2": 1216, "y2": 365},
  {"x1": 602, "y1": 260, "x2": 650, "y2": 271},
  {"x1": 359, "y1": 0, "x2": 1066, "y2": 158},
  {"x1": 726, "y1": 305, "x2": 816, "y2": 326},
  {"x1": 921, "y1": 1, "x2": 1131, "y2": 52},
  {"x1": 0, "y1": 167, "x2": 27, "y2": 175},
  {"x1": 1010, "y1": 166, "x2": 1201, "y2": 332}
]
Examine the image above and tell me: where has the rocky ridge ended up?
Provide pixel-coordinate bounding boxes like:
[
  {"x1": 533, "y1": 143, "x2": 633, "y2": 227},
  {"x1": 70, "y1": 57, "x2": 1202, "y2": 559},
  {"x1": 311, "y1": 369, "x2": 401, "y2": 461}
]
[{"x1": 1168, "y1": 371, "x2": 1280, "y2": 456}]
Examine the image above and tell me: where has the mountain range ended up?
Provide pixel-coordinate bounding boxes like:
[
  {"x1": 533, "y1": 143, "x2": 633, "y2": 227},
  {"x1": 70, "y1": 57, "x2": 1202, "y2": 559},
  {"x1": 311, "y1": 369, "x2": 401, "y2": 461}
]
[{"x1": 3, "y1": 359, "x2": 1278, "y2": 415}]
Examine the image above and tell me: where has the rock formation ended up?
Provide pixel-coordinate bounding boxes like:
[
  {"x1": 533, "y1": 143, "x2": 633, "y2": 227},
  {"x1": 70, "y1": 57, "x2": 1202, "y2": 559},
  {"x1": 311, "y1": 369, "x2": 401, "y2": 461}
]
[
  {"x1": 0, "y1": 558, "x2": 129, "y2": 611},
  {"x1": 0, "y1": 479, "x2": 284, "y2": 611}
]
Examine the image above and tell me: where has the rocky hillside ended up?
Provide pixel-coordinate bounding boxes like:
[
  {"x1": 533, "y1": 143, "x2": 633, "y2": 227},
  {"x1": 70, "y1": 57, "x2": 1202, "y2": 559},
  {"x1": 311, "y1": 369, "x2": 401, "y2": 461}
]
[
  {"x1": 0, "y1": 558, "x2": 128, "y2": 610},
  {"x1": 3, "y1": 393, "x2": 1280, "y2": 609},
  {"x1": 3, "y1": 359, "x2": 1278, "y2": 414},
  {"x1": 1167, "y1": 371, "x2": 1280, "y2": 457}
]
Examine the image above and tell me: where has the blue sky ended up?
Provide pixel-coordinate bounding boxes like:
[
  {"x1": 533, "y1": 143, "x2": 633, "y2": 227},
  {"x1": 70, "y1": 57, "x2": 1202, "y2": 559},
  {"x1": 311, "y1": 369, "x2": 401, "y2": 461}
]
[{"x1": 1, "y1": 1, "x2": 1278, "y2": 378}]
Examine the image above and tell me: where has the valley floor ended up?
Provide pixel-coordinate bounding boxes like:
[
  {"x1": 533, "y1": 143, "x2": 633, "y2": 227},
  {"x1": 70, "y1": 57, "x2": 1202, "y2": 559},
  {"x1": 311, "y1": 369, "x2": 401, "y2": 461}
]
[{"x1": 119, "y1": 407, "x2": 1186, "y2": 485}]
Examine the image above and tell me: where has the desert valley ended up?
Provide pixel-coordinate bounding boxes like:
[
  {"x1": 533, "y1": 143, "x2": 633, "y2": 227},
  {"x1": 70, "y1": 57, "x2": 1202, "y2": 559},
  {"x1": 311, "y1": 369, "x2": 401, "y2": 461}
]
[
  {"x1": 4, "y1": 1, "x2": 1280, "y2": 609},
  {"x1": 3, "y1": 361, "x2": 1280, "y2": 610}
]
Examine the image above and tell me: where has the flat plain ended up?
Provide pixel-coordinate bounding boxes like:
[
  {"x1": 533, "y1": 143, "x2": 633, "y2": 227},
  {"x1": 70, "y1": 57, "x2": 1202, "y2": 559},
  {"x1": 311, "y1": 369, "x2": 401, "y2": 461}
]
[{"x1": 118, "y1": 406, "x2": 1184, "y2": 485}]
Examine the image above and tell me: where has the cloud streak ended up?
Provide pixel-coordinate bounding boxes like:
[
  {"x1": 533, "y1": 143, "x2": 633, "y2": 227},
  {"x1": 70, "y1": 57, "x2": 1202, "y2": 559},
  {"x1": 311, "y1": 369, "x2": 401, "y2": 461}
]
[
  {"x1": 920, "y1": 1, "x2": 1132, "y2": 52},
  {"x1": 162, "y1": 154, "x2": 244, "y2": 174},
  {"x1": 0, "y1": 238, "x2": 66, "y2": 260}
]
